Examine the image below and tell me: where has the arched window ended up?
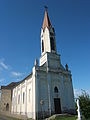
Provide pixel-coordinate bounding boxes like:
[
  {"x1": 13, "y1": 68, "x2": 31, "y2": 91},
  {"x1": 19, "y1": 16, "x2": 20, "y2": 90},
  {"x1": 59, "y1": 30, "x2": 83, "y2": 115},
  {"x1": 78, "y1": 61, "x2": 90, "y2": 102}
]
[
  {"x1": 23, "y1": 92, "x2": 25, "y2": 104},
  {"x1": 42, "y1": 40, "x2": 44, "y2": 53},
  {"x1": 54, "y1": 86, "x2": 58, "y2": 93},
  {"x1": 18, "y1": 94, "x2": 20, "y2": 104},
  {"x1": 29, "y1": 89, "x2": 31, "y2": 102}
]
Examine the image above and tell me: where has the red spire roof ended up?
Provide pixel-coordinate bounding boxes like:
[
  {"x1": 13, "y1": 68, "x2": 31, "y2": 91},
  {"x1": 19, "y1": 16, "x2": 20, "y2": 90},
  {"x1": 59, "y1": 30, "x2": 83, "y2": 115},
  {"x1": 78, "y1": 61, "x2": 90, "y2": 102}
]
[{"x1": 42, "y1": 8, "x2": 52, "y2": 29}]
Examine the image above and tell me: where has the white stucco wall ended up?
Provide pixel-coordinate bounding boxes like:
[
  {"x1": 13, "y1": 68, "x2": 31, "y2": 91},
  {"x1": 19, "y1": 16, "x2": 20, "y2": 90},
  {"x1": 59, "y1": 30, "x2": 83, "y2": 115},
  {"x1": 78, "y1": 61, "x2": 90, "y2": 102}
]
[
  {"x1": 37, "y1": 60, "x2": 75, "y2": 116},
  {"x1": 11, "y1": 74, "x2": 35, "y2": 119},
  {"x1": 11, "y1": 56, "x2": 75, "y2": 120}
]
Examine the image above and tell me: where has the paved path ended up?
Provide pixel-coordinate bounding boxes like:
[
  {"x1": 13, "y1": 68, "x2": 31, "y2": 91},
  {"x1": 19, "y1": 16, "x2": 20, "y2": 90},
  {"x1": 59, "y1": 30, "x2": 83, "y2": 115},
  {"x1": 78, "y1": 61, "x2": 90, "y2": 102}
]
[
  {"x1": 0, "y1": 112, "x2": 27, "y2": 120},
  {"x1": 0, "y1": 115, "x2": 10, "y2": 120},
  {"x1": 0, "y1": 114, "x2": 18, "y2": 120}
]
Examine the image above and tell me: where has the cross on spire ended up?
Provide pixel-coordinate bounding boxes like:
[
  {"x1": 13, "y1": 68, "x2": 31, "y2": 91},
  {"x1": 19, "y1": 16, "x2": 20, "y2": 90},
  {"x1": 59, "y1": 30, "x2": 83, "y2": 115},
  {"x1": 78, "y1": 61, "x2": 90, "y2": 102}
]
[{"x1": 44, "y1": 6, "x2": 48, "y2": 11}]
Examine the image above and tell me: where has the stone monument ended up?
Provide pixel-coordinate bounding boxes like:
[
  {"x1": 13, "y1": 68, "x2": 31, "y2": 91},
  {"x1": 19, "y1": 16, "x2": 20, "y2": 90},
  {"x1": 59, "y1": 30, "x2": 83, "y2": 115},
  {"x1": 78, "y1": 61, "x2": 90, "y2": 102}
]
[{"x1": 77, "y1": 99, "x2": 82, "y2": 120}]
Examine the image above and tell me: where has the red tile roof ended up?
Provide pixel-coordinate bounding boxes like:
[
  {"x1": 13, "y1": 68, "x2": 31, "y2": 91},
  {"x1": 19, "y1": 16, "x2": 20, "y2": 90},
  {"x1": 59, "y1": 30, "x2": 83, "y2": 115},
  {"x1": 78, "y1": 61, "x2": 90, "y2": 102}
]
[{"x1": 1, "y1": 82, "x2": 20, "y2": 90}]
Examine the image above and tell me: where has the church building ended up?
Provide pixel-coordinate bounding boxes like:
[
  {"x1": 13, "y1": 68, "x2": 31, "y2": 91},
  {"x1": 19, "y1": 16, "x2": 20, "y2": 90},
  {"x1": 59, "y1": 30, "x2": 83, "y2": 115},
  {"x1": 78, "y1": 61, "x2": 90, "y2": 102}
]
[{"x1": 1, "y1": 8, "x2": 75, "y2": 120}]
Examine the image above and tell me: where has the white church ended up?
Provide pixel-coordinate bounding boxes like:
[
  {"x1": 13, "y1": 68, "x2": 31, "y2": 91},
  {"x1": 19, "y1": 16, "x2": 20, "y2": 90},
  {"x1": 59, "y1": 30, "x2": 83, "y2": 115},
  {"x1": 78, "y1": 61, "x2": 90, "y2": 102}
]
[{"x1": 11, "y1": 8, "x2": 75, "y2": 119}]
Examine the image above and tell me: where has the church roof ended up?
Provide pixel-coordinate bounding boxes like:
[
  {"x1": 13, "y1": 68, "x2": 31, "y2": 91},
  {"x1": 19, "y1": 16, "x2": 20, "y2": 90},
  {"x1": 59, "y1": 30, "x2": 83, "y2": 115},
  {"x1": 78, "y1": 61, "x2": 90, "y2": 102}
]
[
  {"x1": 1, "y1": 73, "x2": 32, "y2": 90},
  {"x1": 1, "y1": 82, "x2": 20, "y2": 90},
  {"x1": 42, "y1": 8, "x2": 52, "y2": 30}
]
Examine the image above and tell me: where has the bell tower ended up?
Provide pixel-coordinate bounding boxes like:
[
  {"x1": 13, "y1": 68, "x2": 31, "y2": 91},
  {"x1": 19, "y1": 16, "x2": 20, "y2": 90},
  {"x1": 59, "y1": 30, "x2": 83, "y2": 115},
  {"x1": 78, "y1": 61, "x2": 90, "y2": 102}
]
[
  {"x1": 40, "y1": 7, "x2": 61, "y2": 68},
  {"x1": 41, "y1": 7, "x2": 57, "y2": 56}
]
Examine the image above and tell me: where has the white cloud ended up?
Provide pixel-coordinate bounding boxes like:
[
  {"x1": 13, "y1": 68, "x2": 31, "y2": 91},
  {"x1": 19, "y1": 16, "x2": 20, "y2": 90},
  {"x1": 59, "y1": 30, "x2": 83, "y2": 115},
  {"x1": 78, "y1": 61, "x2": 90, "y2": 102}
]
[
  {"x1": 0, "y1": 78, "x2": 5, "y2": 83},
  {"x1": 74, "y1": 89, "x2": 82, "y2": 98},
  {"x1": 0, "y1": 59, "x2": 8, "y2": 70},
  {"x1": 74, "y1": 89, "x2": 90, "y2": 98},
  {"x1": 11, "y1": 71, "x2": 24, "y2": 77}
]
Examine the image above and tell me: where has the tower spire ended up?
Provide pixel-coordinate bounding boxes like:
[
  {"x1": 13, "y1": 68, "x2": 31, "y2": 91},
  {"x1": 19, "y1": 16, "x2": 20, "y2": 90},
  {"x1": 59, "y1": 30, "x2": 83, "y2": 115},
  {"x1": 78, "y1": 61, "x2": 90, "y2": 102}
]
[
  {"x1": 41, "y1": 8, "x2": 57, "y2": 56},
  {"x1": 42, "y1": 7, "x2": 52, "y2": 30}
]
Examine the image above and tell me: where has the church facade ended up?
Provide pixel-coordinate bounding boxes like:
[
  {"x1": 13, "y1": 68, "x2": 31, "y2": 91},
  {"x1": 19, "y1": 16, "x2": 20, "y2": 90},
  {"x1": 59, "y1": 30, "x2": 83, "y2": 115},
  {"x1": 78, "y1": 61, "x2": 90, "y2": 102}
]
[{"x1": 11, "y1": 9, "x2": 75, "y2": 119}]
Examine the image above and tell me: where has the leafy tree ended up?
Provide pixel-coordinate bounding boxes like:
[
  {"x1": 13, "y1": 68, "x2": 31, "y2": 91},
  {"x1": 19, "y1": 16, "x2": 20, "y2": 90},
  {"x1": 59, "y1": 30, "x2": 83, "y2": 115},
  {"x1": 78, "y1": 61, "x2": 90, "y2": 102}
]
[{"x1": 78, "y1": 90, "x2": 90, "y2": 119}]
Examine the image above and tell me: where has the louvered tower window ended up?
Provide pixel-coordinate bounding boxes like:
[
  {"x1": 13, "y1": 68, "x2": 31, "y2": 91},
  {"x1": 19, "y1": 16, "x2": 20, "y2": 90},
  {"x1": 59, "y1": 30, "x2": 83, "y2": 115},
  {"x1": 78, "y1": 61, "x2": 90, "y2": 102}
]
[
  {"x1": 42, "y1": 40, "x2": 44, "y2": 52},
  {"x1": 50, "y1": 37, "x2": 55, "y2": 51}
]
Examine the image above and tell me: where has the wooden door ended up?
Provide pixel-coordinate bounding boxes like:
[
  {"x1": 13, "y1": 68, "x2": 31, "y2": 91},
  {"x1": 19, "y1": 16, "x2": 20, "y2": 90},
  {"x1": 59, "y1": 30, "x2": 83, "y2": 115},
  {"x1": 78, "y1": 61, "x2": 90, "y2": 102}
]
[{"x1": 54, "y1": 98, "x2": 61, "y2": 114}]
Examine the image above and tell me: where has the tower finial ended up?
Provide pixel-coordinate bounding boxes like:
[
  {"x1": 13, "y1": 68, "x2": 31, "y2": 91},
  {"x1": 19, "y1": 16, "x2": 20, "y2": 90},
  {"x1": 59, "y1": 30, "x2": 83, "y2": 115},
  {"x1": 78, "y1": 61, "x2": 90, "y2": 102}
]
[{"x1": 42, "y1": 6, "x2": 51, "y2": 30}]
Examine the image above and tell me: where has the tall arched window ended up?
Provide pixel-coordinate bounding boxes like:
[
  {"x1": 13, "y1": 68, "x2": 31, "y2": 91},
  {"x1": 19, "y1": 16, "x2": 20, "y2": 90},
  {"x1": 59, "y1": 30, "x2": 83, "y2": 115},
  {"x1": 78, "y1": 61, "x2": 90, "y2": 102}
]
[
  {"x1": 23, "y1": 92, "x2": 25, "y2": 104},
  {"x1": 42, "y1": 40, "x2": 44, "y2": 53},
  {"x1": 54, "y1": 86, "x2": 58, "y2": 93},
  {"x1": 18, "y1": 94, "x2": 20, "y2": 104}
]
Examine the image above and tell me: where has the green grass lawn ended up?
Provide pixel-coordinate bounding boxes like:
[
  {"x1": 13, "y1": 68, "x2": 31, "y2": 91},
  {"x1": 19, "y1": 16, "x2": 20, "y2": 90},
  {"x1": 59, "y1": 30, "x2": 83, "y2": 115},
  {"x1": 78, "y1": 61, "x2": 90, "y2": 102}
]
[
  {"x1": 55, "y1": 115, "x2": 77, "y2": 120},
  {"x1": 55, "y1": 115, "x2": 90, "y2": 120}
]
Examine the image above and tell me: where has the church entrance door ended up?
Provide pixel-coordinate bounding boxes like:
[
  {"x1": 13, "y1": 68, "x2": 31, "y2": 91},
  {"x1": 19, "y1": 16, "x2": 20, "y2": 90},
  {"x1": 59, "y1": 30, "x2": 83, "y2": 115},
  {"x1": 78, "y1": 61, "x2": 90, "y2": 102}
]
[{"x1": 54, "y1": 98, "x2": 61, "y2": 114}]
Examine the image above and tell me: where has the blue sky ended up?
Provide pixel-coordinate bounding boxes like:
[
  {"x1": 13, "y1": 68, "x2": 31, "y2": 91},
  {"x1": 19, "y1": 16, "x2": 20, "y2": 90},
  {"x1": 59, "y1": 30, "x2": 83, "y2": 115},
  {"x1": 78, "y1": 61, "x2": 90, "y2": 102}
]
[{"x1": 0, "y1": 0, "x2": 90, "y2": 96}]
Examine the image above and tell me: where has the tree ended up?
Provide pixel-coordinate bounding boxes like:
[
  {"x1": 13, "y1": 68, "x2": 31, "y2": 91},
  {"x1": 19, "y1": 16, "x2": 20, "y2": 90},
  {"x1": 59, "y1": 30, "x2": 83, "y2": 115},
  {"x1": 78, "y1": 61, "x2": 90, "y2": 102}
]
[{"x1": 78, "y1": 90, "x2": 90, "y2": 119}]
